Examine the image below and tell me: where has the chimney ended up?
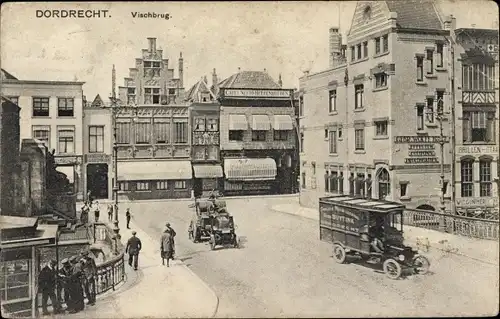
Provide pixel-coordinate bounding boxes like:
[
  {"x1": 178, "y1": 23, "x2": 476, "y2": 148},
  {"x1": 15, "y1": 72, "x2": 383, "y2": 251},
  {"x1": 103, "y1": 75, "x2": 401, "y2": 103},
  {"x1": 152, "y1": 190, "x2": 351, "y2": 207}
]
[
  {"x1": 388, "y1": 12, "x2": 398, "y2": 28},
  {"x1": 178, "y1": 52, "x2": 184, "y2": 88},
  {"x1": 443, "y1": 15, "x2": 456, "y2": 32},
  {"x1": 264, "y1": 68, "x2": 267, "y2": 73},
  {"x1": 147, "y1": 37, "x2": 157, "y2": 52},
  {"x1": 278, "y1": 74, "x2": 283, "y2": 87},
  {"x1": 329, "y1": 27, "x2": 342, "y2": 68},
  {"x1": 212, "y1": 68, "x2": 219, "y2": 95},
  {"x1": 112, "y1": 64, "x2": 116, "y2": 100}
]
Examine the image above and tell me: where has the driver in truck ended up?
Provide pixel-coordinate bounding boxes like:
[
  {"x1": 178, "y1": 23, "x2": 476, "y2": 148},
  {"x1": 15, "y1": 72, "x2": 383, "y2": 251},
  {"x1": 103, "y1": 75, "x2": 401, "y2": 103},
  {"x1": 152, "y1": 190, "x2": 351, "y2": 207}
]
[{"x1": 369, "y1": 217, "x2": 385, "y2": 253}]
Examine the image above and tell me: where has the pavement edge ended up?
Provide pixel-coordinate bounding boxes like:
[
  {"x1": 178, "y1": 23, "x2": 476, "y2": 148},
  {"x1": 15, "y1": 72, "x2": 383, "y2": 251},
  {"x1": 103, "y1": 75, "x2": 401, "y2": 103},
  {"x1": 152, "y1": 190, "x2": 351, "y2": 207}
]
[{"x1": 179, "y1": 263, "x2": 220, "y2": 318}]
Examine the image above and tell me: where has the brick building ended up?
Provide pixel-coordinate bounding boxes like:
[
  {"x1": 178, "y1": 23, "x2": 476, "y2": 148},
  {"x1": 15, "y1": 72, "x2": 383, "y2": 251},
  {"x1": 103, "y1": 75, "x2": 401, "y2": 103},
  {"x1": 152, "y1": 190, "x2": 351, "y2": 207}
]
[
  {"x1": 114, "y1": 38, "x2": 192, "y2": 200},
  {"x1": 219, "y1": 70, "x2": 298, "y2": 196},
  {"x1": 299, "y1": 0, "x2": 453, "y2": 210},
  {"x1": 186, "y1": 69, "x2": 222, "y2": 197}
]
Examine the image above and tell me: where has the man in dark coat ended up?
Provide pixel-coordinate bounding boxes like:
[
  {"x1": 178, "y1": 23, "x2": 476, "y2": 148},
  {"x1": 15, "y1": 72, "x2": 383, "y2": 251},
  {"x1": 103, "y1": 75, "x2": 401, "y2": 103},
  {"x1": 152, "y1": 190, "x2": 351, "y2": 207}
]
[
  {"x1": 58, "y1": 258, "x2": 73, "y2": 311},
  {"x1": 81, "y1": 251, "x2": 97, "y2": 305},
  {"x1": 160, "y1": 230, "x2": 174, "y2": 267},
  {"x1": 38, "y1": 260, "x2": 63, "y2": 315},
  {"x1": 126, "y1": 231, "x2": 142, "y2": 270},
  {"x1": 165, "y1": 222, "x2": 176, "y2": 258},
  {"x1": 68, "y1": 256, "x2": 85, "y2": 313}
]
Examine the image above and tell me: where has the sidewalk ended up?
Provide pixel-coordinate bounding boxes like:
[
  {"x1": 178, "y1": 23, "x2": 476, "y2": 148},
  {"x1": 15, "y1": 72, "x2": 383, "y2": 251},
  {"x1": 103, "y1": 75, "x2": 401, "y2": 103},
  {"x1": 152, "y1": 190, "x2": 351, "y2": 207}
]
[
  {"x1": 271, "y1": 202, "x2": 499, "y2": 266},
  {"x1": 59, "y1": 211, "x2": 219, "y2": 318}
]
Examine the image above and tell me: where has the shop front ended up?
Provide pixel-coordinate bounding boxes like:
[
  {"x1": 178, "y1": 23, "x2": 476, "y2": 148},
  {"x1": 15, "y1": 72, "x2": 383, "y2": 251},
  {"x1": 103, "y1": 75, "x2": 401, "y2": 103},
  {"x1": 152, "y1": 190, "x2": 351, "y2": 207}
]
[
  {"x1": 53, "y1": 155, "x2": 83, "y2": 200},
  {"x1": 192, "y1": 164, "x2": 224, "y2": 197},
  {"x1": 223, "y1": 157, "x2": 277, "y2": 196},
  {"x1": 84, "y1": 153, "x2": 112, "y2": 200},
  {"x1": 455, "y1": 197, "x2": 499, "y2": 219},
  {"x1": 117, "y1": 160, "x2": 193, "y2": 200}
]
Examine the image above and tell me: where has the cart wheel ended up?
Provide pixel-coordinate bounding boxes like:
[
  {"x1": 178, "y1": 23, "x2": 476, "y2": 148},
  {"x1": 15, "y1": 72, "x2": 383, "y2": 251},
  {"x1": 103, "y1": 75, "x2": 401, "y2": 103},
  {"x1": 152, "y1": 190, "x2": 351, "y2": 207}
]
[
  {"x1": 210, "y1": 235, "x2": 216, "y2": 250},
  {"x1": 333, "y1": 244, "x2": 347, "y2": 264},
  {"x1": 383, "y1": 258, "x2": 402, "y2": 279},
  {"x1": 412, "y1": 255, "x2": 430, "y2": 275}
]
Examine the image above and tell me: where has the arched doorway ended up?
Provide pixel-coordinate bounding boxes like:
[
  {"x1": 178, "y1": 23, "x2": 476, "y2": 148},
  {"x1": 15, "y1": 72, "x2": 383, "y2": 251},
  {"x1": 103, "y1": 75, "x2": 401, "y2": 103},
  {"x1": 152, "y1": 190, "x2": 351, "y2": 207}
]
[
  {"x1": 376, "y1": 168, "x2": 390, "y2": 200},
  {"x1": 416, "y1": 204, "x2": 435, "y2": 211},
  {"x1": 86, "y1": 164, "x2": 109, "y2": 199}
]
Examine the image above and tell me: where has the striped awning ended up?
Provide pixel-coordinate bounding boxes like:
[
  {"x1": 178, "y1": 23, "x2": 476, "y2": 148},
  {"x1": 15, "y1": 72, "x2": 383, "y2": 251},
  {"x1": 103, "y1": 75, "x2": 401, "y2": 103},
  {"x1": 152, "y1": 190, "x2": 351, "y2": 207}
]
[
  {"x1": 272, "y1": 115, "x2": 294, "y2": 130},
  {"x1": 118, "y1": 160, "x2": 192, "y2": 180},
  {"x1": 193, "y1": 164, "x2": 223, "y2": 178},
  {"x1": 252, "y1": 115, "x2": 271, "y2": 130},
  {"x1": 229, "y1": 114, "x2": 248, "y2": 130},
  {"x1": 224, "y1": 158, "x2": 277, "y2": 181}
]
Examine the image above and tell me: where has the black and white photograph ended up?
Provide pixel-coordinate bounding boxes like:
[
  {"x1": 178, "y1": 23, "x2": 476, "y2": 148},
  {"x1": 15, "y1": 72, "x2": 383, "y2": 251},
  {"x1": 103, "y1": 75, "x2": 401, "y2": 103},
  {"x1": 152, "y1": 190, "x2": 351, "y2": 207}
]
[{"x1": 0, "y1": 0, "x2": 499, "y2": 317}]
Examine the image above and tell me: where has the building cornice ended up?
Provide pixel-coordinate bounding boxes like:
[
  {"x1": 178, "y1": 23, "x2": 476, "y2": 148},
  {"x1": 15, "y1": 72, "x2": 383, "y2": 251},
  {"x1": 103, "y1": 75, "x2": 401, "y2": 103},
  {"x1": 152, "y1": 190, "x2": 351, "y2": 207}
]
[
  {"x1": 2, "y1": 79, "x2": 85, "y2": 85},
  {"x1": 393, "y1": 27, "x2": 450, "y2": 36}
]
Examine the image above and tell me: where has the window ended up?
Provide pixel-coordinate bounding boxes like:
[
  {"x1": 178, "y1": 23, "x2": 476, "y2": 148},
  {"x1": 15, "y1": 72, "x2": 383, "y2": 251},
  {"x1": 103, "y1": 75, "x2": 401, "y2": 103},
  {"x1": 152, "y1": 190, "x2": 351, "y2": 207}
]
[
  {"x1": 32, "y1": 126, "x2": 50, "y2": 149},
  {"x1": 57, "y1": 98, "x2": 74, "y2": 117},
  {"x1": 351, "y1": 46, "x2": 355, "y2": 61},
  {"x1": 400, "y1": 182, "x2": 408, "y2": 197},
  {"x1": 374, "y1": 73, "x2": 387, "y2": 88},
  {"x1": 436, "y1": 43, "x2": 444, "y2": 67},
  {"x1": 417, "y1": 105, "x2": 424, "y2": 130},
  {"x1": 116, "y1": 122, "x2": 131, "y2": 144},
  {"x1": 135, "y1": 121, "x2": 151, "y2": 144},
  {"x1": 0, "y1": 259, "x2": 30, "y2": 302},
  {"x1": 426, "y1": 98, "x2": 434, "y2": 123},
  {"x1": 118, "y1": 182, "x2": 129, "y2": 191},
  {"x1": 300, "y1": 132, "x2": 304, "y2": 152},
  {"x1": 252, "y1": 130, "x2": 266, "y2": 141},
  {"x1": 462, "y1": 111, "x2": 495, "y2": 143},
  {"x1": 480, "y1": 159, "x2": 492, "y2": 197},
  {"x1": 328, "y1": 130, "x2": 337, "y2": 154},
  {"x1": 143, "y1": 61, "x2": 161, "y2": 76},
  {"x1": 338, "y1": 128, "x2": 343, "y2": 139},
  {"x1": 462, "y1": 64, "x2": 496, "y2": 90},
  {"x1": 356, "y1": 173, "x2": 365, "y2": 196},
  {"x1": 7, "y1": 96, "x2": 18, "y2": 104},
  {"x1": 357, "y1": 44, "x2": 362, "y2": 60},
  {"x1": 229, "y1": 130, "x2": 244, "y2": 141},
  {"x1": 207, "y1": 118, "x2": 218, "y2": 131},
  {"x1": 169, "y1": 88, "x2": 176, "y2": 95},
  {"x1": 416, "y1": 56, "x2": 424, "y2": 82},
  {"x1": 127, "y1": 87, "x2": 136, "y2": 105},
  {"x1": 329, "y1": 90, "x2": 337, "y2": 113},
  {"x1": 174, "y1": 180, "x2": 187, "y2": 189},
  {"x1": 366, "y1": 174, "x2": 372, "y2": 198},
  {"x1": 426, "y1": 49, "x2": 434, "y2": 74},
  {"x1": 144, "y1": 88, "x2": 160, "y2": 104},
  {"x1": 324, "y1": 129, "x2": 328, "y2": 139},
  {"x1": 153, "y1": 120, "x2": 170, "y2": 144},
  {"x1": 377, "y1": 168, "x2": 390, "y2": 200},
  {"x1": 174, "y1": 120, "x2": 188, "y2": 143},
  {"x1": 32, "y1": 97, "x2": 49, "y2": 117},
  {"x1": 194, "y1": 118, "x2": 206, "y2": 131},
  {"x1": 363, "y1": 41, "x2": 368, "y2": 58},
  {"x1": 58, "y1": 127, "x2": 75, "y2": 154},
  {"x1": 136, "y1": 182, "x2": 150, "y2": 191},
  {"x1": 436, "y1": 90, "x2": 444, "y2": 115},
  {"x1": 349, "y1": 173, "x2": 355, "y2": 195},
  {"x1": 354, "y1": 84, "x2": 364, "y2": 109},
  {"x1": 382, "y1": 34, "x2": 388, "y2": 52},
  {"x1": 89, "y1": 126, "x2": 104, "y2": 153},
  {"x1": 374, "y1": 37, "x2": 381, "y2": 54},
  {"x1": 273, "y1": 130, "x2": 288, "y2": 141},
  {"x1": 330, "y1": 171, "x2": 339, "y2": 193},
  {"x1": 354, "y1": 128, "x2": 365, "y2": 150},
  {"x1": 375, "y1": 121, "x2": 388, "y2": 136},
  {"x1": 302, "y1": 172, "x2": 306, "y2": 189},
  {"x1": 299, "y1": 96, "x2": 304, "y2": 116},
  {"x1": 156, "y1": 181, "x2": 168, "y2": 190},
  {"x1": 312, "y1": 162, "x2": 316, "y2": 175},
  {"x1": 460, "y1": 160, "x2": 474, "y2": 197}
]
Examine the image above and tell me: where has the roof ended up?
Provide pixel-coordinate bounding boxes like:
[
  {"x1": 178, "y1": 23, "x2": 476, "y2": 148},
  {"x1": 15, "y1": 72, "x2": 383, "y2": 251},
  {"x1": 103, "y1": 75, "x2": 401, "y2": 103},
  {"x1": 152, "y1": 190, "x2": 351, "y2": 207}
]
[
  {"x1": 1, "y1": 68, "x2": 18, "y2": 80},
  {"x1": 91, "y1": 94, "x2": 104, "y2": 108},
  {"x1": 186, "y1": 77, "x2": 216, "y2": 102},
  {"x1": 386, "y1": 0, "x2": 442, "y2": 30},
  {"x1": 0, "y1": 215, "x2": 38, "y2": 230},
  {"x1": 455, "y1": 28, "x2": 499, "y2": 38},
  {"x1": 1, "y1": 95, "x2": 20, "y2": 111},
  {"x1": 319, "y1": 195, "x2": 405, "y2": 213},
  {"x1": 219, "y1": 71, "x2": 280, "y2": 89}
]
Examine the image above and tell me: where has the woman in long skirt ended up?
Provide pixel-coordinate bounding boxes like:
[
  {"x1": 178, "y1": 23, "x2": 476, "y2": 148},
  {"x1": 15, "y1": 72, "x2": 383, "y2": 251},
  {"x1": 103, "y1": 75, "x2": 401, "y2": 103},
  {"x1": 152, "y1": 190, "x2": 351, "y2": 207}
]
[{"x1": 160, "y1": 230, "x2": 174, "y2": 267}]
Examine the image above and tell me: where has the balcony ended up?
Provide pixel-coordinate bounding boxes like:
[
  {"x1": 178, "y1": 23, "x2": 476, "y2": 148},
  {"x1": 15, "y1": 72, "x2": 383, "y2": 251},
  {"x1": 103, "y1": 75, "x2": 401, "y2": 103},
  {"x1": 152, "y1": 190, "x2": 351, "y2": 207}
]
[{"x1": 462, "y1": 90, "x2": 496, "y2": 105}]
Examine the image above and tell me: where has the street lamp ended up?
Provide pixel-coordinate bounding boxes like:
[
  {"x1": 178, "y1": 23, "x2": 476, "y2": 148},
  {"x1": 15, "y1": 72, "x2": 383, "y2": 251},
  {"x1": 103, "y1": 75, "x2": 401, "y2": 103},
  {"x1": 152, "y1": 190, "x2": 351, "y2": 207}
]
[
  {"x1": 436, "y1": 97, "x2": 448, "y2": 231},
  {"x1": 111, "y1": 99, "x2": 120, "y2": 254}
]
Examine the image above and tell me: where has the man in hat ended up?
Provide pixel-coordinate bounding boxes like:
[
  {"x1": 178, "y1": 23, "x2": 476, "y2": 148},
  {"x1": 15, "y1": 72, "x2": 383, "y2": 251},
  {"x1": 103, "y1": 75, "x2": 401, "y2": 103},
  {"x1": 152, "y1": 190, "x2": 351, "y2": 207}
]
[
  {"x1": 69, "y1": 256, "x2": 85, "y2": 313},
  {"x1": 126, "y1": 231, "x2": 142, "y2": 270},
  {"x1": 38, "y1": 260, "x2": 63, "y2": 315},
  {"x1": 58, "y1": 258, "x2": 73, "y2": 312},
  {"x1": 93, "y1": 201, "x2": 100, "y2": 223},
  {"x1": 160, "y1": 228, "x2": 174, "y2": 267},
  {"x1": 81, "y1": 251, "x2": 97, "y2": 305},
  {"x1": 126, "y1": 208, "x2": 131, "y2": 229}
]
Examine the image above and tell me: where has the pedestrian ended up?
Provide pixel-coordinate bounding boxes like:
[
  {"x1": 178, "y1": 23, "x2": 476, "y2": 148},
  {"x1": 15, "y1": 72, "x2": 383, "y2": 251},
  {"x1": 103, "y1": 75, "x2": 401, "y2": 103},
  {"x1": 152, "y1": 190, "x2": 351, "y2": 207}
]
[
  {"x1": 80, "y1": 204, "x2": 89, "y2": 225},
  {"x1": 126, "y1": 208, "x2": 131, "y2": 229},
  {"x1": 38, "y1": 260, "x2": 63, "y2": 315},
  {"x1": 93, "y1": 201, "x2": 100, "y2": 223},
  {"x1": 87, "y1": 190, "x2": 93, "y2": 205},
  {"x1": 164, "y1": 222, "x2": 176, "y2": 259},
  {"x1": 81, "y1": 251, "x2": 97, "y2": 305},
  {"x1": 107, "y1": 204, "x2": 113, "y2": 221},
  {"x1": 69, "y1": 256, "x2": 85, "y2": 313},
  {"x1": 125, "y1": 231, "x2": 142, "y2": 270},
  {"x1": 58, "y1": 259, "x2": 73, "y2": 312},
  {"x1": 160, "y1": 229, "x2": 174, "y2": 267}
]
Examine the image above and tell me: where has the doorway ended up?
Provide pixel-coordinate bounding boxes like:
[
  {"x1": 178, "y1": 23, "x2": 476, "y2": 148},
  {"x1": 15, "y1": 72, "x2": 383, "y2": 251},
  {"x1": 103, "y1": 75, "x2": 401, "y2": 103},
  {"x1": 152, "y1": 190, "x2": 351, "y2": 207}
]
[
  {"x1": 377, "y1": 168, "x2": 390, "y2": 200},
  {"x1": 86, "y1": 164, "x2": 109, "y2": 199}
]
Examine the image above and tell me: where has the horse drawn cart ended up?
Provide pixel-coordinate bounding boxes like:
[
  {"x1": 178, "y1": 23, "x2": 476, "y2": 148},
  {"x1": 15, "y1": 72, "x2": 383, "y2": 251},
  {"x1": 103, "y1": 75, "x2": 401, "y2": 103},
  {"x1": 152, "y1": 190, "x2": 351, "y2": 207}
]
[{"x1": 319, "y1": 195, "x2": 430, "y2": 279}]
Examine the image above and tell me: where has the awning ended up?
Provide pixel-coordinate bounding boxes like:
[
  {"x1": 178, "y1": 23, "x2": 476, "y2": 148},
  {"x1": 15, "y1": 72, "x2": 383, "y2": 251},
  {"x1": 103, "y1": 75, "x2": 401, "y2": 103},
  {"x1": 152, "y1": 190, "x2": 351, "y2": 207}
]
[
  {"x1": 252, "y1": 115, "x2": 271, "y2": 130},
  {"x1": 118, "y1": 160, "x2": 192, "y2": 180},
  {"x1": 229, "y1": 114, "x2": 248, "y2": 130},
  {"x1": 193, "y1": 164, "x2": 223, "y2": 178},
  {"x1": 272, "y1": 115, "x2": 294, "y2": 130},
  {"x1": 224, "y1": 158, "x2": 277, "y2": 181}
]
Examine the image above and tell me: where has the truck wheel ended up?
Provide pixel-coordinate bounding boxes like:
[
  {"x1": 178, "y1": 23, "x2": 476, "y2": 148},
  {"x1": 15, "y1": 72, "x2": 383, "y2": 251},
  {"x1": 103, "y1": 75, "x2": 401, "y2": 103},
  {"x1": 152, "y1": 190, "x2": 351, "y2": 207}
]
[
  {"x1": 383, "y1": 258, "x2": 402, "y2": 279},
  {"x1": 333, "y1": 244, "x2": 347, "y2": 264},
  {"x1": 412, "y1": 255, "x2": 430, "y2": 275},
  {"x1": 233, "y1": 235, "x2": 239, "y2": 248}
]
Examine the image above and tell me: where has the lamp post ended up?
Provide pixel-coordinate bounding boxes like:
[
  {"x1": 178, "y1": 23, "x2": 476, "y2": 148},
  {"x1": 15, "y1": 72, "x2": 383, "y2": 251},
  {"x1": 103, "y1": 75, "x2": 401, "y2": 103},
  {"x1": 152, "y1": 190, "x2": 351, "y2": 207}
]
[
  {"x1": 111, "y1": 99, "x2": 120, "y2": 255},
  {"x1": 437, "y1": 97, "x2": 447, "y2": 232}
]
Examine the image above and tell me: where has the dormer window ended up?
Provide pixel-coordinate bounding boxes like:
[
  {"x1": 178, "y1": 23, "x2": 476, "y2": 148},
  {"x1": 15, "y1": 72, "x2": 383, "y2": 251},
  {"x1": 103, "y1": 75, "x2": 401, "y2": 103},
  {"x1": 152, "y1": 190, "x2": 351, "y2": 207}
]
[{"x1": 363, "y1": 5, "x2": 372, "y2": 21}]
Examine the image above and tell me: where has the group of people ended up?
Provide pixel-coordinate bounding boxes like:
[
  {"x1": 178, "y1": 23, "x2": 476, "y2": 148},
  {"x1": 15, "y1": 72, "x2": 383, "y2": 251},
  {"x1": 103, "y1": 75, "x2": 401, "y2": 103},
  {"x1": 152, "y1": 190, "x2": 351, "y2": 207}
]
[
  {"x1": 38, "y1": 250, "x2": 97, "y2": 315},
  {"x1": 81, "y1": 192, "x2": 120, "y2": 225}
]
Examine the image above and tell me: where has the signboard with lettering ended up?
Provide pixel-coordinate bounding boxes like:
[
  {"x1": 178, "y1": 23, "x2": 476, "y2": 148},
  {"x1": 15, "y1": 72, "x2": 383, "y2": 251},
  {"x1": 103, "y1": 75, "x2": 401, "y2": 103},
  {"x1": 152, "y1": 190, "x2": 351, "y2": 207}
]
[
  {"x1": 394, "y1": 136, "x2": 445, "y2": 165},
  {"x1": 456, "y1": 145, "x2": 499, "y2": 156},
  {"x1": 456, "y1": 197, "x2": 499, "y2": 208},
  {"x1": 85, "y1": 154, "x2": 111, "y2": 163},
  {"x1": 223, "y1": 89, "x2": 291, "y2": 99},
  {"x1": 54, "y1": 156, "x2": 82, "y2": 165},
  {"x1": 394, "y1": 136, "x2": 449, "y2": 144},
  {"x1": 319, "y1": 203, "x2": 361, "y2": 234}
]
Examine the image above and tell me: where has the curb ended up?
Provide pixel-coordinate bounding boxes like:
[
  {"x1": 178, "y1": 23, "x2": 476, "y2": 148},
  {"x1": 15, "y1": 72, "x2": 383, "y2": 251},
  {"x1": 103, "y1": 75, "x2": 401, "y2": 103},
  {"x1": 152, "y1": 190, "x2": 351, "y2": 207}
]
[{"x1": 180, "y1": 264, "x2": 220, "y2": 318}]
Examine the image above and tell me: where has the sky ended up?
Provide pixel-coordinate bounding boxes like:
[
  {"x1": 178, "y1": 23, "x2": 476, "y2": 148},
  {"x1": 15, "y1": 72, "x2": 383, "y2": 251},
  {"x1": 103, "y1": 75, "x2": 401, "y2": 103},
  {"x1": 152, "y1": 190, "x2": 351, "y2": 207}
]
[{"x1": 1, "y1": 1, "x2": 498, "y2": 101}]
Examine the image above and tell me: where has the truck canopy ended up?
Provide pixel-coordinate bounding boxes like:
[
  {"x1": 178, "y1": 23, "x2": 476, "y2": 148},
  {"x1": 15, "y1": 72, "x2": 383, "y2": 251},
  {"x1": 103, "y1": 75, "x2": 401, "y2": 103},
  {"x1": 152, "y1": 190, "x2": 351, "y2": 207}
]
[{"x1": 319, "y1": 195, "x2": 405, "y2": 214}]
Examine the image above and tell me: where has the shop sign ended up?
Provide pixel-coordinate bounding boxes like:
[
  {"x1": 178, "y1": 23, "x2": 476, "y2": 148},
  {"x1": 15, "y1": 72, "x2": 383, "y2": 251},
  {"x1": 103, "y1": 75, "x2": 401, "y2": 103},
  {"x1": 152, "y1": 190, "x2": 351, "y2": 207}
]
[
  {"x1": 456, "y1": 145, "x2": 499, "y2": 156},
  {"x1": 394, "y1": 136, "x2": 448, "y2": 144},
  {"x1": 223, "y1": 89, "x2": 291, "y2": 99},
  {"x1": 403, "y1": 143, "x2": 439, "y2": 164},
  {"x1": 456, "y1": 197, "x2": 499, "y2": 208},
  {"x1": 54, "y1": 156, "x2": 82, "y2": 165},
  {"x1": 85, "y1": 154, "x2": 111, "y2": 163}
]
